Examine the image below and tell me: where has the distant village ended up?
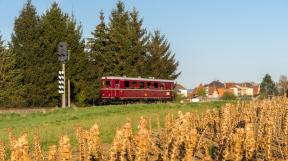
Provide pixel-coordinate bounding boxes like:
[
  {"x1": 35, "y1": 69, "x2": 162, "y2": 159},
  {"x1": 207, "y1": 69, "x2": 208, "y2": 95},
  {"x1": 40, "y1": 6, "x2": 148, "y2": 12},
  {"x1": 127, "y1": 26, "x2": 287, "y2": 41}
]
[{"x1": 175, "y1": 80, "x2": 260, "y2": 102}]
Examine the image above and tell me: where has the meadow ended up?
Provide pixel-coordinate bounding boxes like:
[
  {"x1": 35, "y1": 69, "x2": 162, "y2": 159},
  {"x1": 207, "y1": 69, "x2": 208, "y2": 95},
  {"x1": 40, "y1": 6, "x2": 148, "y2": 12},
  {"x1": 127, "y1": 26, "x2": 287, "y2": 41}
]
[
  {"x1": 3, "y1": 99, "x2": 288, "y2": 160},
  {"x1": 0, "y1": 102, "x2": 226, "y2": 152}
]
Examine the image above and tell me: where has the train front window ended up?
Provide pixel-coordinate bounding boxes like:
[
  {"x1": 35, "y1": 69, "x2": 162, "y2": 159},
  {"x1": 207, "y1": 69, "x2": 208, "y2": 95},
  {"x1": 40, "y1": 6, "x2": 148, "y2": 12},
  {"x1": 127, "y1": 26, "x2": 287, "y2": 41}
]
[
  {"x1": 105, "y1": 81, "x2": 111, "y2": 88},
  {"x1": 124, "y1": 81, "x2": 130, "y2": 89}
]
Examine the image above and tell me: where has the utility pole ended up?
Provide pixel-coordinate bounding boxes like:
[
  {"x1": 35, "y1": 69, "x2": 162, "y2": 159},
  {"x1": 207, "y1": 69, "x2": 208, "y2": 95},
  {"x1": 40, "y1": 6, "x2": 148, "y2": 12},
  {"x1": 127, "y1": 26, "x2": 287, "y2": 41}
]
[
  {"x1": 67, "y1": 50, "x2": 71, "y2": 107},
  {"x1": 68, "y1": 79, "x2": 70, "y2": 107}
]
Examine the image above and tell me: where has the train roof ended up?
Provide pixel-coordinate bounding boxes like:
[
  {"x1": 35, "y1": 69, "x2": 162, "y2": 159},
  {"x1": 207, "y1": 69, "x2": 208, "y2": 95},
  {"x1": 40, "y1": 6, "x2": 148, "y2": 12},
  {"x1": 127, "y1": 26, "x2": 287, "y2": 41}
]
[{"x1": 102, "y1": 76, "x2": 175, "y2": 83}]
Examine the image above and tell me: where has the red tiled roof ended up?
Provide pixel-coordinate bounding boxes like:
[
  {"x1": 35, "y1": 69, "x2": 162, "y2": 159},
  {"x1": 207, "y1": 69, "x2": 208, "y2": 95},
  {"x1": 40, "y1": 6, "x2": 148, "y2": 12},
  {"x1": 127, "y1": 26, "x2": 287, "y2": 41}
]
[
  {"x1": 225, "y1": 82, "x2": 237, "y2": 88},
  {"x1": 208, "y1": 80, "x2": 224, "y2": 88},
  {"x1": 225, "y1": 82, "x2": 243, "y2": 88}
]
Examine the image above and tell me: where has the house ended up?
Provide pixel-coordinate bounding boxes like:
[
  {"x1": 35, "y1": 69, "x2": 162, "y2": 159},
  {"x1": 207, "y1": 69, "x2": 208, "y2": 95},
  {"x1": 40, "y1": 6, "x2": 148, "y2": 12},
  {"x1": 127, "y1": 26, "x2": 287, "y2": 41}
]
[
  {"x1": 207, "y1": 87, "x2": 219, "y2": 99},
  {"x1": 175, "y1": 83, "x2": 188, "y2": 97},
  {"x1": 225, "y1": 82, "x2": 242, "y2": 96},
  {"x1": 239, "y1": 83, "x2": 254, "y2": 96},
  {"x1": 205, "y1": 80, "x2": 225, "y2": 99},
  {"x1": 201, "y1": 81, "x2": 261, "y2": 100},
  {"x1": 224, "y1": 82, "x2": 259, "y2": 97}
]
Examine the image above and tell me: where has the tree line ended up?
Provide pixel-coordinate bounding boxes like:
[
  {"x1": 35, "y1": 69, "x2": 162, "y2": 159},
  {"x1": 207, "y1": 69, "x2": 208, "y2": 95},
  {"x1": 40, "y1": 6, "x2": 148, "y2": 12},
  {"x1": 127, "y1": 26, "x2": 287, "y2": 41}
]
[
  {"x1": 0, "y1": 0, "x2": 180, "y2": 107},
  {"x1": 259, "y1": 74, "x2": 288, "y2": 98}
]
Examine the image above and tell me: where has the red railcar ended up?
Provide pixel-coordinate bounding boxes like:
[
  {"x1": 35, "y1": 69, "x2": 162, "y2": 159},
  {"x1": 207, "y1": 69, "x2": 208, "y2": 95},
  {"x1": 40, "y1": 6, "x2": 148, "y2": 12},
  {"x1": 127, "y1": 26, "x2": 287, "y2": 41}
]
[{"x1": 101, "y1": 76, "x2": 175, "y2": 103}]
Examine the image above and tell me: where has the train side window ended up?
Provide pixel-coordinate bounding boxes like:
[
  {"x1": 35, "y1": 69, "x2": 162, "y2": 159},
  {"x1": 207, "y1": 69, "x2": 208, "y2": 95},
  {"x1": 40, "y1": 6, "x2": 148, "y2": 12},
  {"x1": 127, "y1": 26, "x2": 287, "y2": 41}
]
[
  {"x1": 160, "y1": 83, "x2": 165, "y2": 90},
  {"x1": 105, "y1": 81, "x2": 111, "y2": 88},
  {"x1": 154, "y1": 82, "x2": 159, "y2": 89},
  {"x1": 140, "y1": 82, "x2": 144, "y2": 89},
  {"x1": 124, "y1": 81, "x2": 130, "y2": 89},
  {"x1": 132, "y1": 81, "x2": 137, "y2": 89},
  {"x1": 115, "y1": 80, "x2": 120, "y2": 88},
  {"x1": 147, "y1": 82, "x2": 151, "y2": 89}
]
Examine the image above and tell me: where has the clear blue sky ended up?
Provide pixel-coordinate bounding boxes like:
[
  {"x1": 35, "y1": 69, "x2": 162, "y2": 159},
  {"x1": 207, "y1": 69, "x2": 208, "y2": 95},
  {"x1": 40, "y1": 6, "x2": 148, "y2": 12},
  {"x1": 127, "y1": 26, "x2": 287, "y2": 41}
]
[{"x1": 1, "y1": 0, "x2": 288, "y2": 89}]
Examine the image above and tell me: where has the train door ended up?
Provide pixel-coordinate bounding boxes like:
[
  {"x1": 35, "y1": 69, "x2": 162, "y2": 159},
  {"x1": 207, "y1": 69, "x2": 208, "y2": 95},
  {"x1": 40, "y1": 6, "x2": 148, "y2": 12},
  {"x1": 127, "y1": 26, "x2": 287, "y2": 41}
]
[
  {"x1": 102, "y1": 79, "x2": 112, "y2": 98},
  {"x1": 139, "y1": 81, "x2": 145, "y2": 98},
  {"x1": 153, "y1": 82, "x2": 159, "y2": 98},
  {"x1": 110, "y1": 80, "x2": 115, "y2": 98},
  {"x1": 146, "y1": 82, "x2": 151, "y2": 98},
  {"x1": 115, "y1": 80, "x2": 120, "y2": 98}
]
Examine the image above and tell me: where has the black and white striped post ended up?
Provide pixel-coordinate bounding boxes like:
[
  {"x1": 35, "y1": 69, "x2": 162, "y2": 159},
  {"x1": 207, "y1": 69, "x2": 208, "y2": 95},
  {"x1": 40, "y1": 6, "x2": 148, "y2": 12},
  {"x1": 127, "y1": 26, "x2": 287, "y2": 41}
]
[
  {"x1": 58, "y1": 42, "x2": 68, "y2": 108},
  {"x1": 58, "y1": 70, "x2": 65, "y2": 107}
]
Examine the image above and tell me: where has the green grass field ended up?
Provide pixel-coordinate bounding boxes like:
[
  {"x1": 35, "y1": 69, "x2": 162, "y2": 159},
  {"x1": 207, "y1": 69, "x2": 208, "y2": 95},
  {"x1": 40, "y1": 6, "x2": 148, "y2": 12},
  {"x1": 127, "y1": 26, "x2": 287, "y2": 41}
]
[{"x1": 0, "y1": 102, "x2": 228, "y2": 151}]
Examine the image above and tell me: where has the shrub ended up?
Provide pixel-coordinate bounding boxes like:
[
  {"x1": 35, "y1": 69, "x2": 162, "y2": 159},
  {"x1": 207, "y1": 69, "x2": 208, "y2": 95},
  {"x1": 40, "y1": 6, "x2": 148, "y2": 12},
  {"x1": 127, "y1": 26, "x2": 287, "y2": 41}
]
[{"x1": 221, "y1": 92, "x2": 237, "y2": 100}]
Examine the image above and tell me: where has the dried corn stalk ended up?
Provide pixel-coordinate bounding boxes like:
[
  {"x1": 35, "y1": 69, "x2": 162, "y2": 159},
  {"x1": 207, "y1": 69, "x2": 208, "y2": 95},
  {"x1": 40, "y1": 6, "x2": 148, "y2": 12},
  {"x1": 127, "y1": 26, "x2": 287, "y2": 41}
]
[{"x1": 59, "y1": 135, "x2": 72, "y2": 161}]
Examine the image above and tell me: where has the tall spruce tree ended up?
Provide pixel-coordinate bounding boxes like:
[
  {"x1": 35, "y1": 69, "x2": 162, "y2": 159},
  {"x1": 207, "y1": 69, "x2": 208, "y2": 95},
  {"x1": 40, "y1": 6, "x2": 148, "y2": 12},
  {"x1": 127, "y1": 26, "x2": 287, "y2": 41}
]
[
  {"x1": 108, "y1": 1, "x2": 132, "y2": 76},
  {"x1": 106, "y1": 2, "x2": 150, "y2": 77},
  {"x1": 146, "y1": 30, "x2": 180, "y2": 79},
  {"x1": 0, "y1": 36, "x2": 24, "y2": 107},
  {"x1": 0, "y1": 36, "x2": 5, "y2": 82},
  {"x1": 127, "y1": 8, "x2": 149, "y2": 76},
  {"x1": 39, "y1": 2, "x2": 86, "y2": 106},
  {"x1": 10, "y1": 0, "x2": 41, "y2": 106},
  {"x1": 88, "y1": 10, "x2": 110, "y2": 76},
  {"x1": 0, "y1": 36, "x2": 8, "y2": 106},
  {"x1": 83, "y1": 11, "x2": 111, "y2": 104},
  {"x1": 65, "y1": 16, "x2": 87, "y2": 105}
]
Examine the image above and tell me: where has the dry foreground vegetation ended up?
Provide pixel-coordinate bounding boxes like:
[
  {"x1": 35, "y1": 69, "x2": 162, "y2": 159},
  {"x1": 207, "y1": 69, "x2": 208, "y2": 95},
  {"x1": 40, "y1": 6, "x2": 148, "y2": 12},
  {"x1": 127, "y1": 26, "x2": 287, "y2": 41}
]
[{"x1": 2, "y1": 99, "x2": 288, "y2": 160}]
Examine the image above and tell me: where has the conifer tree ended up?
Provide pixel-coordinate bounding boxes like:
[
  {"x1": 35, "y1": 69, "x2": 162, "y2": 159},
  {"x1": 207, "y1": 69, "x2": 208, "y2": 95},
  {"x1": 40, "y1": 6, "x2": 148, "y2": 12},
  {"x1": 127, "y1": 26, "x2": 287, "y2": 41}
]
[
  {"x1": 260, "y1": 74, "x2": 278, "y2": 98},
  {"x1": 81, "y1": 11, "x2": 111, "y2": 104},
  {"x1": 0, "y1": 36, "x2": 8, "y2": 106},
  {"x1": 10, "y1": 0, "x2": 41, "y2": 106},
  {"x1": 65, "y1": 16, "x2": 87, "y2": 105},
  {"x1": 127, "y1": 8, "x2": 149, "y2": 76},
  {"x1": 0, "y1": 36, "x2": 5, "y2": 77},
  {"x1": 88, "y1": 10, "x2": 110, "y2": 76},
  {"x1": 106, "y1": 1, "x2": 150, "y2": 77},
  {"x1": 40, "y1": 2, "x2": 85, "y2": 106},
  {"x1": 146, "y1": 30, "x2": 180, "y2": 79},
  {"x1": 108, "y1": 1, "x2": 132, "y2": 76},
  {"x1": 0, "y1": 36, "x2": 24, "y2": 107}
]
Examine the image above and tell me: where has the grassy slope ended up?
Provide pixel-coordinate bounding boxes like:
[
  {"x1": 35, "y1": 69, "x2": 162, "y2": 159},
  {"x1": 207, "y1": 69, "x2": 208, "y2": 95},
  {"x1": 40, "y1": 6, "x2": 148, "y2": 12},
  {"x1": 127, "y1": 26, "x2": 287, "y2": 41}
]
[{"x1": 0, "y1": 102, "x2": 227, "y2": 150}]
